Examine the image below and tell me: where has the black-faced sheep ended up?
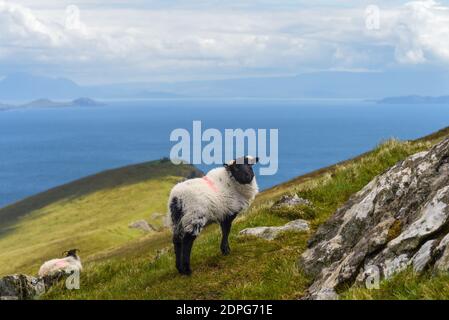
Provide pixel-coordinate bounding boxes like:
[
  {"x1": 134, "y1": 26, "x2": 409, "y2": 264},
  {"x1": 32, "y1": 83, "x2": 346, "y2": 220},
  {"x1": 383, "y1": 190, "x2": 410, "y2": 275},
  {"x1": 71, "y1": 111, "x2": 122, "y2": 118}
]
[
  {"x1": 168, "y1": 156, "x2": 259, "y2": 275},
  {"x1": 38, "y1": 249, "x2": 82, "y2": 278}
]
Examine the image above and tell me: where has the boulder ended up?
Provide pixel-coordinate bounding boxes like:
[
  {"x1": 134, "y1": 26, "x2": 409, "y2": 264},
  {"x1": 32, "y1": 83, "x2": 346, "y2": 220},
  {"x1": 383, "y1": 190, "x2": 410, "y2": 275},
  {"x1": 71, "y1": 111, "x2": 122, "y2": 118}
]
[
  {"x1": 0, "y1": 274, "x2": 44, "y2": 300},
  {"x1": 129, "y1": 220, "x2": 157, "y2": 232},
  {"x1": 239, "y1": 219, "x2": 310, "y2": 240},
  {"x1": 0, "y1": 270, "x2": 67, "y2": 300},
  {"x1": 299, "y1": 137, "x2": 449, "y2": 299},
  {"x1": 272, "y1": 194, "x2": 311, "y2": 209}
]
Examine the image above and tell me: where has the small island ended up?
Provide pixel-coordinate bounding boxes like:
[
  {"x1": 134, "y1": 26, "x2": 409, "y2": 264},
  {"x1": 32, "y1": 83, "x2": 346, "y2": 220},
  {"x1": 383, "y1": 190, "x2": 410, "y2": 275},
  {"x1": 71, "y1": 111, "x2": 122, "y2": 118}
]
[
  {"x1": 377, "y1": 95, "x2": 449, "y2": 104},
  {"x1": 0, "y1": 98, "x2": 105, "y2": 111}
]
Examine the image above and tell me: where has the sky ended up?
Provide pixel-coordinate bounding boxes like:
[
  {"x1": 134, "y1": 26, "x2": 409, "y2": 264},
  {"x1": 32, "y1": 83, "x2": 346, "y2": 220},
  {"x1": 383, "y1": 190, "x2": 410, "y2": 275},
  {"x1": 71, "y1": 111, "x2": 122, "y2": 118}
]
[{"x1": 0, "y1": 0, "x2": 449, "y2": 84}]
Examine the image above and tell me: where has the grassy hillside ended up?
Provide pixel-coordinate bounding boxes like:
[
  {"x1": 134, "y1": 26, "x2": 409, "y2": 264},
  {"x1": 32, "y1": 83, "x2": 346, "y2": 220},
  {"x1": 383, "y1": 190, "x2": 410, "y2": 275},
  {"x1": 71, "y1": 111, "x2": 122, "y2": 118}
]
[
  {"x1": 2, "y1": 127, "x2": 448, "y2": 299},
  {"x1": 40, "y1": 126, "x2": 449, "y2": 300},
  {"x1": 0, "y1": 160, "x2": 202, "y2": 276},
  {"x1": 342, "y1": 269, "x2": 449, "y2": 300}
]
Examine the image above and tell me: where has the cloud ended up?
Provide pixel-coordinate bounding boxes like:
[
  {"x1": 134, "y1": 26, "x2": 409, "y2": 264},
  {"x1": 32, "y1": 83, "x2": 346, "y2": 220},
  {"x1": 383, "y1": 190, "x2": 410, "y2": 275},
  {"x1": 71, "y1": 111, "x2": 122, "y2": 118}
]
[
  {"x1": 393, "y1": 0, "x2": 449, "y2": 64},
  {"x1": 0, "y1": 0, "x2": 448, "y2": 83}
]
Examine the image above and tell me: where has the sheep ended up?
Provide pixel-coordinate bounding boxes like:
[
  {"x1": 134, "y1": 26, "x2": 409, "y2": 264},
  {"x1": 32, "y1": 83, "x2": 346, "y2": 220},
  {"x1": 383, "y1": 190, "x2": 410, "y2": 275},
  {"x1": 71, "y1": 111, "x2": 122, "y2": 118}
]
[
  {"x1": 38, "y1": 249, "x2": 82, "y2": 278},
  {"x1": 168, "y1": 155, "x2": 259, "y2": 275}
]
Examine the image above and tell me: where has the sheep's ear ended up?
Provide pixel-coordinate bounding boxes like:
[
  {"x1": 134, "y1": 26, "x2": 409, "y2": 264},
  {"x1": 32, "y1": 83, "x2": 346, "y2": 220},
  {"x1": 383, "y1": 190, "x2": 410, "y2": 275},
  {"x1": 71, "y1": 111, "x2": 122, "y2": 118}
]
[{"x1": 247, "y1": 156, "x2": 259, "y2": 165}]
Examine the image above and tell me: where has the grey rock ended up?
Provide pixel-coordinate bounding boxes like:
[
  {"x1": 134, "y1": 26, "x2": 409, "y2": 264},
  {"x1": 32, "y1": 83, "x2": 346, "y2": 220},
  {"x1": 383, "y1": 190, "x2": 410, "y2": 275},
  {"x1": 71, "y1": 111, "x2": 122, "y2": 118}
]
[
  {"x1": 0, "y1": 270, "x2": 67, "y2": 300},
  {"x1": 412, "y1": 240, "x2": 436, "y2": 272},
  {"x1": 239, "y1": 219, "x2": 310, "y2": 240},
  {"x1": 129, "y1": 219, "x2": 157, "y2": 232},
  {"x1": 299, "y1": 137, "x2": 449, "y2": 299},
  {"x1": 272, "y1": 194, "x2": 311, "y2": 209},
  {"x1": 0, "y1": 275, "x2": 43, "y2": 300},
  {"x1": 434, "y1": 234, "x2": 449, "y2": 271}
]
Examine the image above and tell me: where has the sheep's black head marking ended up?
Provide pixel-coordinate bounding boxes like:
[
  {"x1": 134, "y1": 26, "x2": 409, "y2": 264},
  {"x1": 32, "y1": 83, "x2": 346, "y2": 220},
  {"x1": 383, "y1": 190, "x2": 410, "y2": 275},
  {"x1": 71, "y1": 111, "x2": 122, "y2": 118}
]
[
  {"x1": 224, "y1": 156, "x2": 259, "y2": 185},
  {"x1": 63, "y1": 249, "x2": 80, "y2": 258}
]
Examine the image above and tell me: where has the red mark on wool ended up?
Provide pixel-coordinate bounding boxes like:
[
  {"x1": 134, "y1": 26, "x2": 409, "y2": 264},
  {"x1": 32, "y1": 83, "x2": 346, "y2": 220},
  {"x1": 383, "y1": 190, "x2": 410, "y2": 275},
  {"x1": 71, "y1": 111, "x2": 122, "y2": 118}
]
[
  {"x1": 203, "y1": 176, "x2": 219, "y2": 193},
  {"x1": 56, "y1": 260, "x2": 69, "y2": 268}
]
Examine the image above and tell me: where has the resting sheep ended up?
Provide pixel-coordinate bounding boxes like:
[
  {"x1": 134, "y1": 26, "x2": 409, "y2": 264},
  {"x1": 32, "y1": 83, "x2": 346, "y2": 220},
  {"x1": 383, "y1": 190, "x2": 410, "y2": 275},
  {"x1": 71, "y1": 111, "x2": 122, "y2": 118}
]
[
  {"x1": 168, "y1": 156, "x2": 259, "y2": 275},
  {"x1": 38, "y1": 249, "x2": 82, "y2": 278}
]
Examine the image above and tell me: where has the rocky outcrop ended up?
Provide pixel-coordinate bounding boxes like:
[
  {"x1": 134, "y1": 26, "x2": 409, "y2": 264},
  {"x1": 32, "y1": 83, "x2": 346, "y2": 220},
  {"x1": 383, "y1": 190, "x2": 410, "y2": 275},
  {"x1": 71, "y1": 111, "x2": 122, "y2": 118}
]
[
  {"x1": 299, "y1": 138, "x2": 449, "y2": 300},
  {"x1": 240, "y1": 219, "x2": 310, "y2": 240},
  {"x1": 0, "y1": 271, "x2": 67, "y2": 300},
  {"x1": 272, "y1": 194, "x2": 312, "y2": 209},
  {"x1": 129, "y1": 220, "x2": 157, "y2": 232}
]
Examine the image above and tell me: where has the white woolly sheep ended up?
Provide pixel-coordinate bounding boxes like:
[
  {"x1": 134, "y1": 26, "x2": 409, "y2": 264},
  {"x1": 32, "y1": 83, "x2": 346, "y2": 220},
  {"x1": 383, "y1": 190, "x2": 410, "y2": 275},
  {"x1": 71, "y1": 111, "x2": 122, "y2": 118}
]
[
  {"x1": 168, "y1": 156, "x2": 259, "y2": 275},
  {"x1": 38, "y1": 249, "x2": 82, "y2": 278}
]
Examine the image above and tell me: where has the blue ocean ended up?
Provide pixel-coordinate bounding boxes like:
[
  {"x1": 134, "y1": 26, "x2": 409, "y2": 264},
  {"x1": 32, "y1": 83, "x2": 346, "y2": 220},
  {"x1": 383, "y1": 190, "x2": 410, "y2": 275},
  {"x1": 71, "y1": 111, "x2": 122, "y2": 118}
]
[{"x1": 0, "y1": 99, "x2": 448, "y2": 208}]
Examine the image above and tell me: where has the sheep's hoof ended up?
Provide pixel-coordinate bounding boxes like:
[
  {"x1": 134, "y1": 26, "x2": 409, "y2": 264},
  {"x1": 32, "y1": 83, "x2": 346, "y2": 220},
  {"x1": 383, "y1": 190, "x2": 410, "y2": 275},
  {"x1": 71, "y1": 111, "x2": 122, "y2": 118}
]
[
  {"x1": 180, "y1": 269, "x2": 192, "y2": 276},
  {"x1": 221, "y1": 246, "x2": 231, "y2": 256}
]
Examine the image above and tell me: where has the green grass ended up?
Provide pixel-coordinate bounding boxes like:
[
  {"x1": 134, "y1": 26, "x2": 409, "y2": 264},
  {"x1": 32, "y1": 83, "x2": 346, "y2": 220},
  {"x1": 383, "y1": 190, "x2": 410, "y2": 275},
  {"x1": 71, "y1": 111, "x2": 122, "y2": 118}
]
[
  {"x1": 2, "y1": 127, "x2": 448, "y2": 299},
  {"x1": 45, "y1": 210, "x2": 311, "y2": 300},
  {"x1": 342, "y1": 269, "x2": 449, "y2": 300}
]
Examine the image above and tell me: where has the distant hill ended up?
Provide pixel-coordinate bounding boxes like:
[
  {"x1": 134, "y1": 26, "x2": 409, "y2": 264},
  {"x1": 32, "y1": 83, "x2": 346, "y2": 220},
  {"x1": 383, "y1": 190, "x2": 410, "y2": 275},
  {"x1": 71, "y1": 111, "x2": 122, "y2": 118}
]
[
  {"x1": 0, "y1": 73, "x2": 83, "y2": 100},
  {"x1": 2, "y1": 70, "x2": 449, "y2": 100},
  {"x1": 0, "y1": 73, "x2": 181, "y2": 100},
  {"x1": 1, "y1": 98, "x2": 105, "y2": 111},
  {"x1": 71, "y1": 97, "x2": 106, "y2": 107},
  {"x1": 23, "y1": 97, "x2": 105, "y2": 108},
  {"x1": 146, "y1": 69, "x2": 449, "y2": 99},
  {"x1": 378, "y1": 95, "x2": 449, "y2": 104},
  {"x1": 21, "y1": 98, "x2": 69, "y2": 108}
]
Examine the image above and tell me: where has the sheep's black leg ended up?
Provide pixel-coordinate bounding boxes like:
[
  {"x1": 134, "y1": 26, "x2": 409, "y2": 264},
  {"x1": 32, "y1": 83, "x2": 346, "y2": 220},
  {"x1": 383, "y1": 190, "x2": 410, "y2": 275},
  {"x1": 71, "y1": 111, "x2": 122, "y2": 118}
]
[
  {"x1": 173, "y1": 234, "x2": 183, "y2": 273},
  {"x1": 169, "y1": 197, "x2": 185, "y2": 274},
  {"x1": 220, "y1": 214, "x2": 237, "y2": 256},
  {"x1": 181, "y1": 233, "x2": 196, "y2": 275}
]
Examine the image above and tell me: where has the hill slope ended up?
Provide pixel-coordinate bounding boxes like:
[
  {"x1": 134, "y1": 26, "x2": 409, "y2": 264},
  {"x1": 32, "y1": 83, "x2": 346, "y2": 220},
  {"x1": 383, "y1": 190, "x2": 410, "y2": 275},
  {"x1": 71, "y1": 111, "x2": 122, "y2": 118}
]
[
  {"x1": 40, "y1": 127, "x2": 449, "y2": 300},
  {"x1": 1, "y1": 127, "x2": 448, "y2": 299},
  {"x1": 0, "y1": 160, "x2": 202, "y2": 276}
]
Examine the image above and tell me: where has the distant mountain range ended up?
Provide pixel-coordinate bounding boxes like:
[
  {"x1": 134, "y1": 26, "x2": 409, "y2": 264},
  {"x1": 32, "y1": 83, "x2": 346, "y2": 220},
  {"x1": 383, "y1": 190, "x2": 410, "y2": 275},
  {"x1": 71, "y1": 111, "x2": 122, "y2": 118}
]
[
  {"x1": 377, "y1": 95, "x2": 449, "y2": 104},
  {"x1": 0, "y1": 73, "x2": 182, "y2": 101},
  {"x1": 0, "y1": 97, "x2": 105, "y2": 111},
  {"x1": 1, "y1": 70, "x2": 449, "y2": 100},
  {"x1": 144, "y1": 69, "x2": 449, "y2": 99}
]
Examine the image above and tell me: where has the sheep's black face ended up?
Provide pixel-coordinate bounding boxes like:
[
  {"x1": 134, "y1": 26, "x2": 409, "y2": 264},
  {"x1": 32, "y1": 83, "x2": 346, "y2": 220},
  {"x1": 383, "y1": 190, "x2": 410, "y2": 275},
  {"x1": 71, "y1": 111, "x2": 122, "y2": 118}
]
[
  {"x1": 225, "y1": 156, "x2": 259, "y2": 185},
  {"x1": 64, "y1": 249, "x2": 79, "y2": 258}
]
